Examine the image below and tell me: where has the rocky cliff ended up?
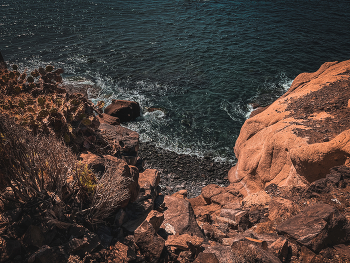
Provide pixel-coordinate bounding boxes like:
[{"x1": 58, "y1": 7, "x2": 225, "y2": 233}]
[{"x1": 229, "y1": 60, "x2": 350, "y2": 197}]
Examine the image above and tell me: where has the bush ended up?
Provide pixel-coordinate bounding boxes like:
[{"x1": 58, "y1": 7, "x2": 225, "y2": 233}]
[{"x1": 0, "y1": 113, "x2": 79, "y2": 202}]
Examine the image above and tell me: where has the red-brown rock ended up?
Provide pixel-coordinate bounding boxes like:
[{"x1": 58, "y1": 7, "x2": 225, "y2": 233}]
[
  {"x1": 96, "y1": 113, "x2": 120, "y2": 126},
  {"x1": 104, "y1": 100, "x2": 140, "y2": 123},
  {"x1": 161, "y1": 195, "x2": 204, "y2": 238},
  {"x1": 201, "y1": 184, "x2": 224, "y2": 204},
  {"x1": 134, "y1": 221, "x2": 165, "y2": 262},
  {"x1": 268, "y1": 197, "x2": 299, "y2": 223},
  {"x1": 99, "y1": 123, "x2": 139, "y2": 157},
  {"x1": 277, "y1": 203, "x2": 347, "y2": 252},
  {"x1": 193, "y1": 252, "x2": 219, "y2": 263},
  {"x1": 268, "y1": 237, "x2": 288, "y2": 261},
  {"x1": 229, "y1": 60, "x2": 350, "y2": 197}
]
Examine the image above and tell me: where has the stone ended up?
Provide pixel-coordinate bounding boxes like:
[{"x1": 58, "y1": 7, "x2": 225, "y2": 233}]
[
  {"x1": 300, "y1": 246, "x2": 316, "y2": 263},
  {"x1": 200, "y1": 222, "x2": 226, "y2": 241},
  {"x1": 104, "y1": 99, "x2": 140, "y2": 122},
  {"x1": 268, "y1": 237, "x2": 288, "y2": 261},
  {"x1": 268, "y1": 197, "x2": 299, "y2": 223},
  {"x1": 193, "y1": 203, "x2": 221, "y2": 222},
  {"x1": 134, "y1": 220, "x2": 165, "y2": 262},
  {"x1": 276, "y1": 203, "x2": 347, "y2": 252},
  {"x1": 99, "y1": 123, "x2": 139, "y2": 156},
  {"x1": 165, "y1": 234, "x2": 204, "y2": 250},
  {"x1": 67, "y1": 225, "x2": 101, "y2": 256},
  {"x1": 231, "y1": 240, "x2": 281, "y2": 263},
  {"x1": 201, "y1": 184, "x2": 224, "y2": 204},
  {"x1": 188, "y1": 194, "x2": 208, "y2": 208},
  {"x1": 172, "y1": 189, "x2": 188, "y2": 199},
  {"x1": 211, "y1": 192, "x2": 238, "y2": 206},
  {"x1": 228, "y1": 60, "x2": 350, "y2": 196},
  {"x1": 138, "y1": 169, "x2": 160, "y2": 192},
  {"x1": 202, "y1": 245, "x2": 235, "y2": 263},
  {"x1": 193, "y1": 252, "x2": 219, "y2": 263},
  {"x1": 241, "y1": 191, "x2": 271, "y2": 208},
  {"x1": 108, "y1": 241, "x2": 137, "y2": 263},
  {"x1": 161, "y1": 195, "x2": 204, "y2": 238},
  {"x1": 28, "y1": 245, "x2": 68, "y2": 263},
  {"x1": 146, "y1": 210, "x2": 164, "y2": 232},
  {"x1": 79, "y1": 152, "x2": 105, "y2": 173},
  {"x1": 96, "y1": 113, "x2": 120, "y2": 126}
]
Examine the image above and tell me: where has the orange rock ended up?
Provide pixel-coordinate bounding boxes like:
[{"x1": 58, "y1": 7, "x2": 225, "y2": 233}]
[
  {"x1": 165, "y1": 234, "x2": 204, "y2": 250},
  {"x1": 172, "y1": 189, "x2": 188, "y2": 199},
  {"x1": 188, "y1": 194, "x2": 208, "y2": 208},
  {"x1": 268, "y1": 197, "x2": 299, "y2": 223},
  {"x1": 201, "y1": 184, "x2": 224, "y2": 204},
  {"x1": 229, "y1": 60, "x2": 350, "y2": 196}
]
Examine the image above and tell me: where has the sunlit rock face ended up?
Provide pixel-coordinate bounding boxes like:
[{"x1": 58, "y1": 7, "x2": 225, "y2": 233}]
[{"x1": 229, "y1": 60, "x2": 350, "y2": 197}]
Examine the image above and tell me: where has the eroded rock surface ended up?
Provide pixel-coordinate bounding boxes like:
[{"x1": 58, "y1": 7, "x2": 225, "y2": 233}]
[{"x1": 229, "y1": 60, "x2": 350, "y2": 196}]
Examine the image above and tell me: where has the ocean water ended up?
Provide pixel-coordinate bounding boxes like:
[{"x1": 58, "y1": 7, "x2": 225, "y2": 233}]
[{"x1": 1, "y1": 0, "x2": 350, "y2": 162}]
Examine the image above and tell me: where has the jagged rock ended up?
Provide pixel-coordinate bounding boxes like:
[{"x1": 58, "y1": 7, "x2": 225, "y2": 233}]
[
  {"x1": 67, "y1": 225, "x2": 101, "y2": 257},
  {"x1": 134, "y1": 220, "x2": 165, "y2": 262},
  {"x1": 268, "y1": 237, "x2": 288, "y2": 261},
  {"x1": 188, "y1": 194, "x2": 208, "y2": 208},
  {"x1": 268, "y1": 197, "x2": 299, "y2": 223},
  {"x1": 104, "y1": 99, "x2": 140, "y2": 123},
  {"x1": 165, "y1": 233, "x2": 204, "y2": 250},
  {"x1": 200, "y1": 222, "x2": 226, "y2": 241},
  {"x1": 193, "y1": 203, "x2": 221, "y2": 222},
  {"x1": 193, "y1": 252, "x2": 219, "y2": 263},
  {"x1": 231, "y1": 240, "x2": 281, "y2": 263},
  {"x1": 99, "y1": 123, "x2": 139, "y2": 157},
  {"x1": 172, "y1": 189, "x2": 188, "y2": 199},
  {"x1": 146, "y1": 210, "x2": 164, "y2": 232},
  {"x1": 28, "y1": 245, "x2": 68, "y2": 263},
  {"x1": 201, "y1": 184, "x2": 224, "y2": 204},
  {"x1": 211, "y1": 192, "x2": 238, "y2": 206},
  {"x1": 277, "y1": 203, "x2": 347, "y2": 252},
  {"x1": 107, "y1": 241, "x2": 137, "y2": 263},
  {"x1": 161, "y1": 195, "x2": 204, "y2": 238},
  {"x1": 96, "y1": 113, "x2": 120, "y2": 126},
  {"x1": 228, "y1": 60, "x2": 350, "y2": 196},
  {"x1": 241, "y1": 190, "x2": 271, "y2": 208},
  {"x1": 125, "y1": 169, "x2": 160, "y2": 224},
  {"x1": 79, "y1": 152, "x2": 105, "y2": 173}
]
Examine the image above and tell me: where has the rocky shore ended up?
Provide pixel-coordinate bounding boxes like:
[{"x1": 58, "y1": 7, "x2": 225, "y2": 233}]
[{"x1": 1, "y1": 54, "x2": 350, "y2": 263}]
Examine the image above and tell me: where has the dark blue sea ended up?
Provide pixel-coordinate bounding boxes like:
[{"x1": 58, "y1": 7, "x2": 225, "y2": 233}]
[{"x1": 1, "y1": 0, "x2": 350, "y2": 162}]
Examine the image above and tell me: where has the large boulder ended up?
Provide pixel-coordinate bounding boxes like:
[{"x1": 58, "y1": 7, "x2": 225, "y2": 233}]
[
  {"x1": 229, "y1": 60, "x2": 350, "y2": 196},
  {"x1": 276, "y1": 203, "x2": 348, "y2": 252},
  {"x1": 98, "y1": 123, "x2": 139, "y2": 165},
  {"x1": 104, "y1": 100, "x2": 140, "y2": 123},
  {"x1": 161, "y1": 195, "x2": 204, "y2": 238}
]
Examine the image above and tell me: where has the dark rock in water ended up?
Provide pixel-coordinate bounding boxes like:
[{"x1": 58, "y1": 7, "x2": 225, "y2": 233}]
[
  {"x1": 276, "y1": 203, "x2": 347, "y2": 252},
  {"x1": 0, "y1": 51, "x2": 7, "y2": 70},
  {"x1": 104, "y1": 99, "x2": 140, "y2": 123}
]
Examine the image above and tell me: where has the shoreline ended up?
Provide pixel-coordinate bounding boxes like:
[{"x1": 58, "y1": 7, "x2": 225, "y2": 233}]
[{"x1": 138, "y1": 141, "x2": 231, "y2": 198}]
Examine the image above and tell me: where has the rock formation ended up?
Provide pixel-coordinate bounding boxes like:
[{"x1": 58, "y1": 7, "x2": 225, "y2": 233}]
[{"x1": 229, "y1": 60, "x2": 350, "y2": 196}]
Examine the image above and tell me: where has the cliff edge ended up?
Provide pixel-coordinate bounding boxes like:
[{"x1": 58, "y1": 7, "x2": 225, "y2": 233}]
[{"x1": 229, "y1": 60, "x2": 350, "y2": 196}]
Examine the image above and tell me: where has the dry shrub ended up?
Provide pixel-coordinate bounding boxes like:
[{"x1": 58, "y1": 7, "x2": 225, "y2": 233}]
[
  {"x1": 87, "y1": 160, "x2": 132, "y2": 223},
  {"x1": 0, "y1": 113, "x2": 77, "y2": 202}
]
